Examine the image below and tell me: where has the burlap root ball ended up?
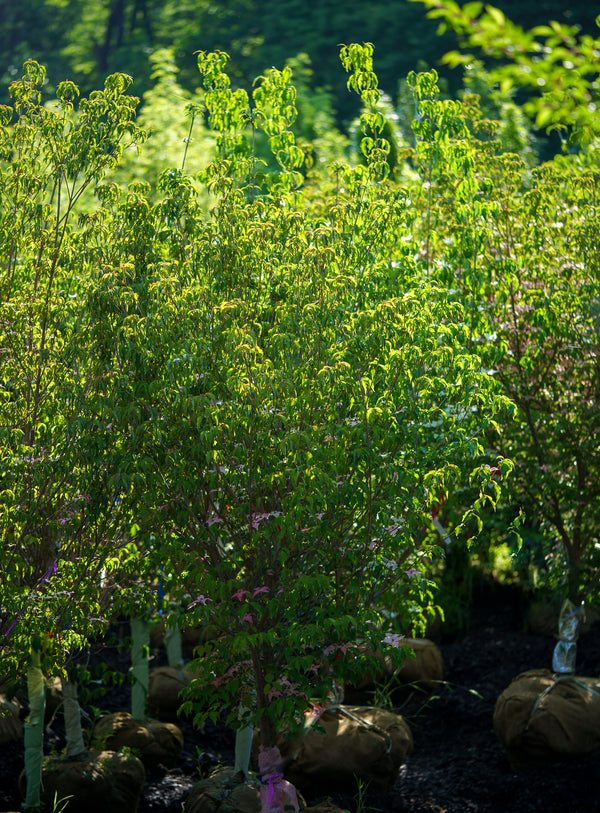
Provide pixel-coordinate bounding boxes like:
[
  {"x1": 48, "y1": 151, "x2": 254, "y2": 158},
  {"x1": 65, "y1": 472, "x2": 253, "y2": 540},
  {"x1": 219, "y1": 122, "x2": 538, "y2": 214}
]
[
  {"x1": 18, "y1": 749, "x2": 145, "y2": 813},
  {"x1": 494, "y1": 668, "x2": 600, "y2": 769},
  {"x1": 91, "y1": 710, "x2": 183, "y2": 768},
  {"x1": 275, "y1": 705, "x2": 413, "y2": 795},
  {"x1": 183, "y1": 767, "x2": 262, "y2": 813},
  {"x1": 345, "y1": 638, "x2": 444, "y2": 703},
  {"x1": 147, "y1": 664, "x2": 202, "y2": 720},
  {"x1": 184, "y1": 765, "x2": 307, "y2": 813},
  {"x1": 396, "y1": 638, "x2": 444, "y2": 691},
  {"x1": 303, "y1": 801, "x2": 346, "y2": 813}
]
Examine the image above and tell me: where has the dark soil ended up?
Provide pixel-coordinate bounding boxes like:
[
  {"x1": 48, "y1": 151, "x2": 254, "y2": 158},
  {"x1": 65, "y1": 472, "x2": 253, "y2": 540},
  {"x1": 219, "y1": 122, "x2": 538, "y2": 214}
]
[{"x1": 2, "y1": 589, "x2": 600, "y2": 813}]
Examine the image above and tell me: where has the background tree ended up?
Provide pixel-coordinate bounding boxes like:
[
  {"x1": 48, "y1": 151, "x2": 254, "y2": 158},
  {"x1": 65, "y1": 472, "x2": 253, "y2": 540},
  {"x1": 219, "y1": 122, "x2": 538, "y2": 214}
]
[
  {"x1": 4, "y1": 0, "x2": 596, "y2": 129},
  {"x1": 404, "y1": 50, "x2": 600, "y2": 609},
  {"x1": 481, "y1": 158, "x2": 600, "y2": 604},
  {"x1": 412, "y1": 0, "x2": 600, "y2": 146}
]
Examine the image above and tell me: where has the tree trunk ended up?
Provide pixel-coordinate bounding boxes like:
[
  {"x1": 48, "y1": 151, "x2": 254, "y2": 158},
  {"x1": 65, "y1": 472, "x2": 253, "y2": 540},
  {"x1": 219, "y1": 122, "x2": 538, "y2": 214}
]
[
  {"x1": 164, "y1": 614, "x2": 184, "y2": 677},
  {"x1": 131, "y1": 616, "x2": 150, "y2": 720},
  {"x1": 62, "y1": 678, "x2": 86, "y2": 757},
  {"x1": 23, "y1": 647, "x2": 45, "y2": 810},
  {"x1": 234, "y1": 704, "x2": 254, "y2": 776},
  {"x1": 251, "y1": 647, "x2": 276, "y2": 749},
  {"x1": 98, "y1": 0, "x2": 126, "y2": 72}
]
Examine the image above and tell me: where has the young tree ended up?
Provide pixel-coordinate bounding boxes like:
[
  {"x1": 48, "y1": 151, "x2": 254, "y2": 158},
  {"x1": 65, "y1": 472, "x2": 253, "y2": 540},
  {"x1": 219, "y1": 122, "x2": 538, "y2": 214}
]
[
  {"x1": 0, "y1": 60, "x2": 147, "y2": 807},
  {"x1": 403, "y1": 24, "x2": 600, "y2": 611},
  {"x1": 85, "y1": 50, "x2": 511, "y2": 807},
  {"x1": 480, "y1": 157, "x2": 600, "y2": 604}
]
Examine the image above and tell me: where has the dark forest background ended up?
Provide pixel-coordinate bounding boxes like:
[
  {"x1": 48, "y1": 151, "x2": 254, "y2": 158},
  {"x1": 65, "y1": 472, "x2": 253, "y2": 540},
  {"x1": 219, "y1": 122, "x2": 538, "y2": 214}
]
[{"x1": 2, "y1": 0, "x2": 599, "y2": 127}]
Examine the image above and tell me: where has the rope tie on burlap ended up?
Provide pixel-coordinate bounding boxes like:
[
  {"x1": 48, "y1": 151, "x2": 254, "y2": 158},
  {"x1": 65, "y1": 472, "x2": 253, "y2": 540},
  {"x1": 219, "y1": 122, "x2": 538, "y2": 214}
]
[
  {"x1": 525, "y1": 674, "x2": 600, "y2": 731},
  {"x1": 304, "y1": 703, "x2": 393, "y2": 754}
]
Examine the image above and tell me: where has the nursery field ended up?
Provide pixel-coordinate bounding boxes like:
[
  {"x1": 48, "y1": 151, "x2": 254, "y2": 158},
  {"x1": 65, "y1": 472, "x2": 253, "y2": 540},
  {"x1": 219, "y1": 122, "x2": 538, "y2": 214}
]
[
  {"x1": 2, "y1": 3, "x2": 600, "y2": 812},
  {"x1": 2, "y1": 588, "x2": 600, "y2": 813}
]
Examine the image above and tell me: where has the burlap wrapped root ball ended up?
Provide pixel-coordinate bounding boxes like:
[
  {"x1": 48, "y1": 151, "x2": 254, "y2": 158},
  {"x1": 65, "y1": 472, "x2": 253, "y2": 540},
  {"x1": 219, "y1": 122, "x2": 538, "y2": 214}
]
[
  {"x1": 147, "y1": 664, "x2": 201, "y2": 720},
  {"x1": 184, "y1": 767, "x2": 265, "y2": 813},
  {"x1": 184, "y1": 763, "x2": 308, "y2": 813},
  {"x1": 91, "y1": 710, "x2": 183, "y2": 768},
  {"x1": 303, "y1": 802, "x2": 346, "y2": 813},
  {"x1": 344, "y1": 639, "x2": 444, "y2": 703},
  {"x1": 397, "y1": 639, "x2": 444, "y2": 690},
  {"x1": 274, "y1": 705, "x2": 413, "y2": 795},
  {"x1": 18, "y1": 749, "x2": 145, "y2": 813},
  {"x1": 494, "y1": 669, "x2": 600, "y2": 769}
]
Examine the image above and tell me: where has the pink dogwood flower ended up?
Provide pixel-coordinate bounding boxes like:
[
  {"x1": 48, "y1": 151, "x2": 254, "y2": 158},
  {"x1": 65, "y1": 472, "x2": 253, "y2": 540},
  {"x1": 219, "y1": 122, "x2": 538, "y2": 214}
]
[
  {"x1": 187, "y1": 595, "x2": 211, "y2": 609},
  {"x1": 206, "y1": 515, "x2": 223, "y2": 526},
  {"x1": 382, "y1": 632, "x2": 404, "y2": 647},
  {"x1": 232, "y1": 589, "x2": 251, "y2": 601}
]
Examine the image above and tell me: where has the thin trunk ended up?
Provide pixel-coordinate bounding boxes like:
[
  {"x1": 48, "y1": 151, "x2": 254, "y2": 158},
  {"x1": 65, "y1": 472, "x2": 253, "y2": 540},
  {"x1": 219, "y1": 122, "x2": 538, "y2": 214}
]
[
  {"x1": 234, "y1": 706, "x2": 254, "y2": 776},
  {"x1": 131, "y1": 617, "x2": 150, "y2": 720},
  {"x1": 251, "y1": 647, "x2": 276, "y2": 749},
  {"x1": 24, "y1": 647, "x2": 46, "y2": 810},
  {"x1": 98, "y1": 0, "x2": 126, "y2": 72},
  {"x1": 62, "y1": 678, "x2": 86, "y2": 757},
  {"x1": 164, "y1": 616, "x2": 184, "y2": 677}
]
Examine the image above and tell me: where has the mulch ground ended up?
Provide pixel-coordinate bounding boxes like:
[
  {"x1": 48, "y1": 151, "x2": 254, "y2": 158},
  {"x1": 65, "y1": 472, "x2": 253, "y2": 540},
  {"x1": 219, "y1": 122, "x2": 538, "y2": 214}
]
[{"x1": 2, "y1": 592, "x2": 600, "y2": 813}]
